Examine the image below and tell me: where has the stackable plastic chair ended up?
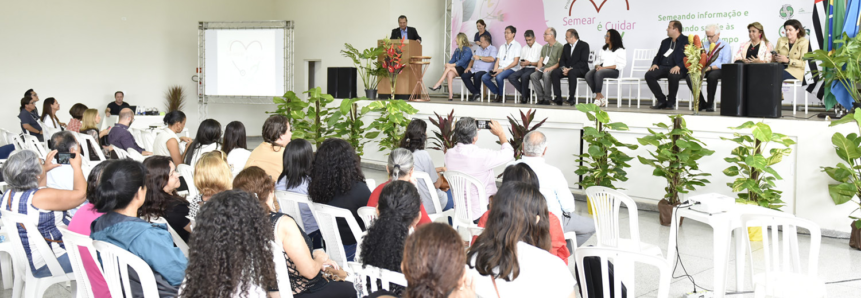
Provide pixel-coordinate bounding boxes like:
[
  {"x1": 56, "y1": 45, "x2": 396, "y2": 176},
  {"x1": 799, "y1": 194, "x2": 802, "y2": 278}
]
[
  {"x1": 112, "y1": 147, "x2": 131, "y2": 160},
  {"x1": 57, "y1": 227, "x2": 104, "y2": 298},
  {"x1": 274, "y1": 191, "x2": 315, "y2": 231},
  {"x1": 356, "y1": 206, "x2": 377, "y2": 228},
  {"x1": 149, "y1": 217, "x2": 188, "y2": 257},
  {"x1": 412, "y1": 171, "x2": 455, "y2": 222},
  {"x1": 584, "y1": 186, "x2": 662, "y2": 256},
  {"x1": 77, "y1": 133, "x2": 108, "y2": 162},
  {"x1": 575, "y1": 246, "x2": 672, "y2": 298},
  {"x1": 0, "y1": 210, "x2": 75, "y2": 298},
  {"x1": 270, "y1": 241, "x2": 294, "y2": 298},
  {"x1": 312, "y1": 204, "x2": 365, "y2": 268},
  {"x1": 176, "y1": 164, "x2": 197, "y2": 200},
  {"x1": 741, "y1": 214, "x2": 825, "y2": 298},
  {"x1": 604, "y1": 49, "x2": 654, "y2": 108},
  {"x1": 365, "y1": 179, "x2": 377, "y2": 191},
  {"x1": 0, "y1": 222, "x2": 16, "y2": 290},
  {"x1": 346, "y1": 262, "x2": 407, "y2": 296},
  {"x1": 783, "y1": 79, "x2": 809, "y2": 115},
  {"x1": 93, "y1": 240, "x2": 160, "y2": 298},
  {"x1": 441, "y1": 171, "x2": 485, "y2": 231}
]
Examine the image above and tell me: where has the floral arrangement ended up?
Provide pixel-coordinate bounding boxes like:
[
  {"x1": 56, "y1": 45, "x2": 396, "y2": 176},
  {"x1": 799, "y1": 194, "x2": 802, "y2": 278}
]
[
  {"x1": 382, "y1": 37, "x2": 408, "y2": 99},
  {"x1": 683, "y1": 35, "x2": 724, "y2": 114}
]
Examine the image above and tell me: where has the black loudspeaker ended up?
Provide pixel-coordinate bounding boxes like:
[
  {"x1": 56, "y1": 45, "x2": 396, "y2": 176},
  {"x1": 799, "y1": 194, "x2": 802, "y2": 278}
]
[
  {"x1": 326, "y1": 67, "x2": 357, "y2": 98},
  {"x1": 720, "y1": 63, "x2": 745, "y2": 117},
  {"x1": 745, "y1": 63, "x2": 783, "y2": 118}
]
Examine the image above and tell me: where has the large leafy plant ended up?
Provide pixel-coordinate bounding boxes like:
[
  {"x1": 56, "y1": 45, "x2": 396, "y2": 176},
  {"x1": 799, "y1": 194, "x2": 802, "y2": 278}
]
[
  {"x1": 271, "y1": 87, "x2": 336, "y2": 148},
  {"x1": 429, "y1": 110, "x2": 457, "y2": 153},
  {"x1": 574, "y1": 104, "x2": 638, "y2": 188},
  {"x1": 503, "y1": 109, "x2": 547, "y2": 159},
  {"x1": 804, "y1": 33, "x2": 861, "y2": 110},
  {"x1": 637, "y1": 115, "x2": 714, "y2": 205},
  {"x1": 365, "y1": 99, "x2": 418, "y2": 152},
  {"x1": 330, "y1": 98, "x2": 372, "y2": 157},
  {"x1": 722, "y1": 121, "x2": 795, "y2": 210},
  {"x1": 822, "y1": 108, "x2": 861, "y2": 229},
  {"x1": 341, "y1": 43, "x2": 386, "y2": 91}
]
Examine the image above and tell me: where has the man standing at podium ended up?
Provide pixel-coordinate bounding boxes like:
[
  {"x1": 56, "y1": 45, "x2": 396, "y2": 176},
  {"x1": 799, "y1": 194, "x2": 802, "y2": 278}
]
[{"x1": 390, "y1": 15, "x2": 421, "y2": 43}]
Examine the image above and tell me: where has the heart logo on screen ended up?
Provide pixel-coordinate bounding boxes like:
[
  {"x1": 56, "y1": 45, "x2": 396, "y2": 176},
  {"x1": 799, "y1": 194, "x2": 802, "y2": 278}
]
[
  {"x1": 568, "y1": 0, "x2": 629, "y2": 15},
  {"x1": 228, "y1": 40, "x2": 263, "y2": 77}
]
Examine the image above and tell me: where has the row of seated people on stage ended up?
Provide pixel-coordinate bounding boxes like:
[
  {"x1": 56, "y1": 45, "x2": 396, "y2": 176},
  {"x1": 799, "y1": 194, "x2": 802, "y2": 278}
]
[
  {"x1": 3, "y1": 110, "x2": 595, "y2": 297},
  {"x1": 429, "y1": 18, "x2": 809, "y2": 112},
  {"x1": 17, "y1": 89, "x2": 133, "y2": 142}
]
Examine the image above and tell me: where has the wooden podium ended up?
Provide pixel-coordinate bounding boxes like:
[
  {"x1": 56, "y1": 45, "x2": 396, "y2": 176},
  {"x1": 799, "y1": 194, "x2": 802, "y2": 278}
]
[{"x1": 378, "y1": 39, "x2": 421, "y2": 100}]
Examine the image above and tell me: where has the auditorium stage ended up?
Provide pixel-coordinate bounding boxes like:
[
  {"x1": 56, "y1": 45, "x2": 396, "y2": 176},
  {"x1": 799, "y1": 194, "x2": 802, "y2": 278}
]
[{"x1": 348, "y1": 95, "x2": 852, "y2": 235}]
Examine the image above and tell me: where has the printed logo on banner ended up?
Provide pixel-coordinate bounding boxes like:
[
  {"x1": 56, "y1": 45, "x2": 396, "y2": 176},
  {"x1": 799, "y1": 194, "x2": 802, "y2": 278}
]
[
  {"x1": 567, "y1": 0, "x2": 630, "y2": 15},
  {"x1": 779, "y1": 4, "x2": 795, "y2": 20}
]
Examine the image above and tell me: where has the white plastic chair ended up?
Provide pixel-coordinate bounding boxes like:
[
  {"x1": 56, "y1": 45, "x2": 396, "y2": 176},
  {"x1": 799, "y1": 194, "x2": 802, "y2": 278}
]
[
  {"x1": 356, "y1": 206, "x2": 377, "y2": 228},
  {"x1": 575, "y1": 246, "x2": 672, "y2": 298},
  {"x1": 77, "y1": 133, "x2": 108, "y2": 162},
  {"x1": 783, "y1": 79, "x2": 809, "y2": 115},
  {"x1": 412, "y1": 171, "x2": 444, "y2": 214},
  {"x1": 270, "y1": 241, "x2": 294, "y2": 298},
  {"x1": 112, "y1": 147, "x2": 131, "y2": 160},
  {"x1": 741, "y1": 214, "x2": 825, "y2": 298},
  {"x1": 0, "y1": 223, "x2": 16, "y2": 290},
  {"x1": 92, "y1": 240, "x2": 160, "y2": 298},
  {"x1": 57, "y1": 226, "x2": 104, "y2": 298},
  {"x1": 129, "y1": 128, "x2": 144, "y2": 149},
  {"x1": 274, "y1": 191, "x2": 315, "y2": 231},
  {"x1": 149, "y1": 217, "x2": 188, "y2": 257},
  {"x1": 20, "y1": 134, "x2": 48, "y2": 159},
  {"x1": 441, "y1": 171, "x2": 486, "y2": 231},
  {"x1": 346, "y1": 262, "x2": 407, "y2": 296},
  {"x1": 125, "y1": 148, "x2": 148, "y2": 162},
  {"x1": 604, "y1": 49, "x2": 654, "y2": 108},
  {"x1": 138, "y1": 129, "x2": 158, "y2": 152},
  {"x1": 313, "y1": 204, "x2": 365, "y2": 268},
  {"x1": 0, "y1": 210, "x2": 75, "y2": 298},
  {"x1": 365, "y1": 179, "x2": 377, "y2": 191},
  {"x1": 176, "y1": 164, "x2": 197, "y2": 201},
  {"x1": 584, "y1": 186, "x2": 662, "y2": 256}
]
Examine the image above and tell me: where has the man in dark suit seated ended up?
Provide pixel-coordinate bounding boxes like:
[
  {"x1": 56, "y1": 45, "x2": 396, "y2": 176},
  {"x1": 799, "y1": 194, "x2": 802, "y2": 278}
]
[
  {"x1": 390, "y1": 15, "x2": 422, "y2": 43},
  {"x1": 550, "y1": 29, "x2": 590, "y2": 106},
  {"x1": 645, "y1": 20, "x2": 689, "y2": 110}
]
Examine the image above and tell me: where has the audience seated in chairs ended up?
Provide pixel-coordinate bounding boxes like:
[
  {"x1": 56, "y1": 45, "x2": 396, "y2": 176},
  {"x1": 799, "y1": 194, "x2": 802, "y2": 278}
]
[
  {"x1": 40, "y1": 97, "x2": 66, "y2": 131},
  {"x1": 139, "y1": 156, "x2": 192, "y2": 243},
  {"x1": 246, "y1": 114, "x2": 292, "y2": 179},
  {"x1": 233, "y1": 167, "x2": 356, "y2": 297},
  {"x1": 46, "y1": 131, "x2": 82, "y2": 192},
  {"x1": 223, "y1": 121, "x2": 251, "y2": 176},
  {"x1": 19, "y1": 97, "x2": 44, "y2": 142},
  {"x1": 399, "y1": 119, "x2": 450, "y2": 213},
  {"x1": 182, "y1": 118, "x2": 221, "y2": 167},
  {"x1": 369, "y1": 223, "x2": 476, "y2": 298},
  {"x1": 308, "y1": 138, "x2": 370, "y2": 262},
  {"x1": 107, "y1": 108, "x2": 152, "y2": 156},
  {"x1": 360, "y1": 181, "x2": 422, "y2": 296},
  {"x1": 468, "y1": 182, "x2": 576, "y2": 298},
  {"x1": 66, "y1": 160, "x2": 112, "y2": 298},
  {"x1": 66, "y1": 103, "x2": 88, "y2": 133},
  {"x1": 366, "y1": 148, "x2": 431, "y2": 226},
  {"x1": 152, "y1": 111, "x2": 193, "y2": 166},
  {"x1": 188, "y1": 151, "x2": 233, "y2": 218},
  {"x1": 89, "y1": 159, "x2": 186, "y2": 296},
  {"x1": 80, "y1": 108, "x2": 116, "y2": 160},
  {"x1": 276, "y1": 138, "x2": 321, "y2": 246},
  {"x1": 444, "y1": 117, "x2": 513, "y2": 222},
  {"x1": 179, "y1": 189, "x2": 278, "y2": 298},
  {"x1": 1, "y1": 150, "x2": 86, "y2": 278}
]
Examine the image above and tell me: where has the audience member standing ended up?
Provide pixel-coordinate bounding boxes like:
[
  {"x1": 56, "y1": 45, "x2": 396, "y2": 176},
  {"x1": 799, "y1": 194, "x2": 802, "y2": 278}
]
[
  {"x1": 646, "y1": 20, "x2": 689, "y2": 110},
  {"x1": 139, "y1": 156, "x2": 192, "y2": 243},
  {"x1": 223, "y1": 121, "x2": 251, "y2": 176},
  {"x1": 586, "y1": 29, "x2": 626, "y2": 107},
  {"x1": 551, "y1": 28, "x2": 590, "y2": 106},
  {"x1": 399, "y1": 119, "x2": 450, "y2": 213},
  {"x1": 105, "y1": 91, "x2": 130, "y2": 116},
  {"x1": 246, "y1": 114, "x2": 292, "y2": 179},
  {"x1": 19, "y1": 97, "x2": 44, "y2": 142},
  {"x1": 390, "y1": 15, "x2": 422, "y2": 42},
  {"x1": 308, "y1": 138, "x2": 370, "y2": 261},
  {"x1": 40, "y1": 97, "x2": 66, "y2": 130},
  {"x1": 509, "y1": 29, "x2": 543, "y2": 104},
  {"x1": 444, "y1": 117, "x2": 513, "y2": 222},
  {"x1": 366, "y1": 148, "x2": 432, "y2": 226},
  {"x1": 531, "y1": 27, "x2": 564, "y2": 105},
  {"x1": 107, "y1": 108, "x2": 153, "y2": 155},
  {"x1": 473, "y1": 19, "x2": 491, "y2": 47}
]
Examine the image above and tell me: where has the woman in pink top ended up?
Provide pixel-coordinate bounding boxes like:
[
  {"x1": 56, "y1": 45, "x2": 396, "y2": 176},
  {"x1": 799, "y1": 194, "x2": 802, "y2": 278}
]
[{"x1": 67, "y1": 161, "x2": 111, "y2": 298}]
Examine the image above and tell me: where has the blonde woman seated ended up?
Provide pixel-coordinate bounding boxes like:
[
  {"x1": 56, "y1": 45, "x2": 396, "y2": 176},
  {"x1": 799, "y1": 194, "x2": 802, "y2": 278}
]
[
  {"x1": 733, "y1": 22, "x2": 774, "y2": 63},
  {"x1": 188, "y1": 151, "x2": 232, "y2": 218},
  {"x1": 429, "y1": 33, "x2": 473, "y2": 101},
  {"x1": 80, "y1": 109, "x2": 115, "y2": 160}
]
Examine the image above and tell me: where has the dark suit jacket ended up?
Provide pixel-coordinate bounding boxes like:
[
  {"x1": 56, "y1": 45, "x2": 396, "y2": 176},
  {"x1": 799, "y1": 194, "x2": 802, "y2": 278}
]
[
  {"x1": 558, "y1": 41, "x2": 590, "y2": 74},
  {"x1": 390, "y1": 27, "x2": 422, "y2": 42},
  {"x1": 651, "y1": 34, "x2": 689, "y2": 74}
]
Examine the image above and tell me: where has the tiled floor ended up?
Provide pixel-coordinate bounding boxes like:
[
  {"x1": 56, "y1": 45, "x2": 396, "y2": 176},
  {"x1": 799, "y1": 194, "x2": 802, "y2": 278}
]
[{"x1": 3, "y1": 167, "x2": 858, "y2": 298}]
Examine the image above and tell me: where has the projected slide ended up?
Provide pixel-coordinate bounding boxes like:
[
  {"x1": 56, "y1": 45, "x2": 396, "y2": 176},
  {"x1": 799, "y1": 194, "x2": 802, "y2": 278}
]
[{"x1": 204, "y1": 29, "x2": 285, "y2": 96}]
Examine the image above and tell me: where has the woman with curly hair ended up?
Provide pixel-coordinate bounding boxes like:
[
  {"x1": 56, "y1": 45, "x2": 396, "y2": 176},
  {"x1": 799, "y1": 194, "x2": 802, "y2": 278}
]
[
  {"x1": 234, "y1": 166, "x2": 356, "y2": 297},
  {"x1": 308, "y1": 138, "x2": 370, "y2": 261},
  {"x1": 139, "y1": 156, "x2": 191, "y2": 243},
  {"x1": 369, "y1": 223, "x2": 476, "y2": 298},
  {"x1": 398, "y1": 119, "x2": 450, "y2": 213},
  {"x1": 360, "y1": 181, "x2": 422, "y2": 295},
  {"x1": 180, "y1": 190, "x2": 277, "y2": 298},
  {"x1": 467, "y1": 182, "x2": 575, "y2": 297}
]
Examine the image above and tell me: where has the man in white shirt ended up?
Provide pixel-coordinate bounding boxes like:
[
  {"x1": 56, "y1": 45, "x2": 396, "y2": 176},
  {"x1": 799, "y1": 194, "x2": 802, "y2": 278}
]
[
  {"x1": 47, "y1": 131, "x2": 79, "y2": 191},
  {"x1": 509, "y1": 130, "x2": 595, "y2": 247},
  {"x1": 508, "y1": 30, "x2": 542, "y2": 104},
  {"x1": 481, "y1": 25, "x2": 521, "y2": 103}
]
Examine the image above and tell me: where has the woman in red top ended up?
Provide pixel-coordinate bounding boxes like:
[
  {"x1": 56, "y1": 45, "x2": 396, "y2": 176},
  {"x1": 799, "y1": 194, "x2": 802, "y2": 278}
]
[
  {"x1": 366, "y1": 148, "x2": 431, "y2": 225},
  {"x1": 475, "y1": 163, "x2": 570, "y2": 264}
]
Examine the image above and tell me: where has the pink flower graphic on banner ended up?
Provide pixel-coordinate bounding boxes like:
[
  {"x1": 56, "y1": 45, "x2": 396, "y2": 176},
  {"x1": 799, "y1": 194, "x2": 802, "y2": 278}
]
[{"x1": 450, "y1": 0, "x2": 547, "y2": 51}]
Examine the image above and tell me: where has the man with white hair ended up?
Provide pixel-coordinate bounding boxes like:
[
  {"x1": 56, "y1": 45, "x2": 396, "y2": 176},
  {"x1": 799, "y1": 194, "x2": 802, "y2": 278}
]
[
  {"x1": 686, "y1": 24, "x2": 732, "y2": 112},
  {"x1": 508, "y1": 130, "x2": 595, "y2": 246}
]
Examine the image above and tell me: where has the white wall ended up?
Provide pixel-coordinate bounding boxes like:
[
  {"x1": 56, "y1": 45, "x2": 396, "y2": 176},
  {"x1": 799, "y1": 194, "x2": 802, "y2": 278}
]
[{"x1": 0, "y1": 0, "x2": 277, "y2": 136}]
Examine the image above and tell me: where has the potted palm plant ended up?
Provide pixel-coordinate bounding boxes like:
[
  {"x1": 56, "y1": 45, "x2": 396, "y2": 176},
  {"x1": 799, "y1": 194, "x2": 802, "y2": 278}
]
[
  {"x1": 637, "y1": 115, "x2": 714, "y2": 226},
  {"x1": 822, "y1": 108, "x2": 861, "y2": 249},
  {"x1": 341, "y1": 44, "x2": 386, "y2": 99}
]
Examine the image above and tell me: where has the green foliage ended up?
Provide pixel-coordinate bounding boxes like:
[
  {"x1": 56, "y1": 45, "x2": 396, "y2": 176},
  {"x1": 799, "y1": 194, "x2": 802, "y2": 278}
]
[
  {"x1": 429, "y1": 110, "x2": 457, "y2": 153},
  {"x1": 271, "y1": 87, "x2": 336, "y2": 148},
  {"x1": 365, "y1": 99, "x2": 418, "y2": 152},
  {"x1": 574, "y1": 104, "x2": 638, "y2": 189},
  {"x1": 721, "y1": 121, "x2": 795, "y2": 210},
  {"x1": 803, "y1": 33, "x2": 861, "y2": 110},
  {"x1": 823, "y1": 108, "x2": 861, "y2": 226},
  {"x1": 341, "y1": 43, "x2": 386, "y2": 90},
  {"x1": 637, "y1": 115, "x2": 715, "y2": 205},
  {"x1": 503, "y1": 109, "x2": 548, "y2": 159},
  {"x1": 330, "y1": 98, "x2": 372, "y2": 157}
]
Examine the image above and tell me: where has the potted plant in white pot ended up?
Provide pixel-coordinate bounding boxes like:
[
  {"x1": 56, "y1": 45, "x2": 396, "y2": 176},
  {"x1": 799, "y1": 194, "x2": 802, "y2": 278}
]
[
  {"x1": 341, "y1": 43, "x2": 386, "y2": 99},
  {"x1": 822, "y1": 108, "x2": 861, "y2": 250}
]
